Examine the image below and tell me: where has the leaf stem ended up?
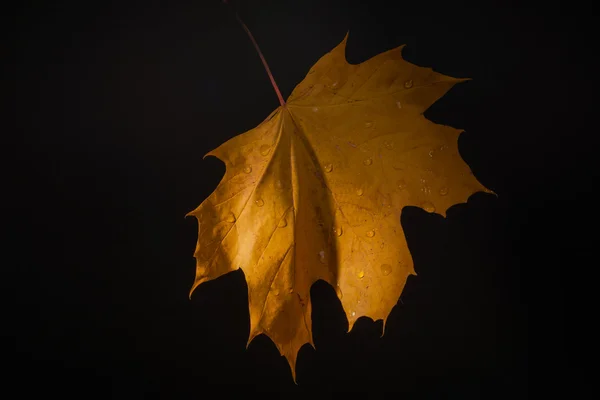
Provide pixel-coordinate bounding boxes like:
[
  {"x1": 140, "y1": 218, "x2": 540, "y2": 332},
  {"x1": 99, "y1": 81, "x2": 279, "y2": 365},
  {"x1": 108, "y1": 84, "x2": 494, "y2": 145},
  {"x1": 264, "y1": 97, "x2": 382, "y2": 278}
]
[{"x1": 223, "y1": 1, "x2": 286, "y2": 107}]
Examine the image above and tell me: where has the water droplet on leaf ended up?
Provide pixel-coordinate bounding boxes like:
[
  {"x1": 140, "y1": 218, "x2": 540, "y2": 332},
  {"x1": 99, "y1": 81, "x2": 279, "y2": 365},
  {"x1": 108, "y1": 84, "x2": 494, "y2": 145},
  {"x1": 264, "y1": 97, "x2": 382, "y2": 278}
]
[
  {"x1": 397, "y1": 180, "x2": 407, "y2": 190},
  {"x1": 255, "y1": 198, "x2": 264, "y2": 207},
  {"x1": 319, "y1": 250, "x2": 326, "y2": 264},
  {"x1": 381, "y1": 263, "x2": 392, "y2": 276},
  {"x1": 404, "y1": 79, "x2": 413, "y2": 88},
  {"x1": 333, "y1": 225, "x2": 343, "y2": 237},
  {"x1": 356, "y1": 188, "x2": 364, "y2": 196},
  {"x1": 422, "y1": 201, "x2": 435, "y2": 213},
  {"x1": 383, "y1": 140, "x2": 394, "y2": 150},
  {"x1": 365, "y1": 121, "x2": 373, "y2": 128},
  {"x1": 312, "y1": 106, "x2": 319, "y2": 112},
  {"x1": 363, "y1": 157, "x2": 372, "y2": 166},
  {"x1": 439, "y1": 186, "x2": 449, "y2": 196},
  {"x1": 335, "y1": 286, "x2": 343, "y2": 300},
  {"x1": 357, "y1": 270, "x2": 364, "y2": 279},
  {"x1": 225, "y1": 212, "x2": 236, "y2": 223},
  {"x1": 243, "y1": 165, "x2": 252, "y2": 174},
  {"x1": 396, "y1": 100, "x2": 402, "y2": 109},
  {"x1": 259, "y1": 144, "x2": 271, "y2": 156},
  {"x1": 324, "y1": 163, "x2": 333, "y2": 172},
  {"x1": 366, "y1": 230, "x2": 375, "y2": 238},
  {"x1": 278, "y1": 218, "x2": 287, "y2": 228}
]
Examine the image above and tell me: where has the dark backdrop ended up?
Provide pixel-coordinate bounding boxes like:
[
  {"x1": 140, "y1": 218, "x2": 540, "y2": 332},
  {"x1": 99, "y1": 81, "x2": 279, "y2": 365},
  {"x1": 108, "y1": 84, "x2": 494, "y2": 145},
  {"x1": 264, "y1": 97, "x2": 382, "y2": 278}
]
[{"x1": 9, "y1": 0, "x2": 592, "y2": 397}]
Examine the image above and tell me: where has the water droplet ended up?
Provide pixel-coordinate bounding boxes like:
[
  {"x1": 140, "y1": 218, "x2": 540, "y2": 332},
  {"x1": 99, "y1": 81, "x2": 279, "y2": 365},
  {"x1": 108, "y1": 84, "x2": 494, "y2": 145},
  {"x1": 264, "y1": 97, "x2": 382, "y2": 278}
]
[
  {"x1": 225, "y1": 212, "x2": 236, "y2": 223},
  {"x1": 289, "y1": 288, "x2": 294, "y2": 294},
  {"x1": 243, "y1": 165, "x2": 252, "y2": 174},
  {"x1": 331, "y1": 81, "x2": 338, "y2": 87},
  {"x1": 259, "y1": 144, "x2": 271, "y2": 156},
  {"x1": 324, "y1": 163, "x2": 333, "y2": 173},
  {"x1": 422, "y1": 201, "x2": 436, "y2": 213},
  {"x1": 381, "y1": 263, "x2": 392, "y2": 276},
  {"x1": 363, "y1": 157, "x2": 373, "y2": 166},
  {"x1": 273, "y1": 288, "x2": 280, "y2": 296},
  {"x1": 333, "y1": 225, "x2": 343, "y2": 237},
  {"x1": 404, "y1": 79, "x2": 413, "y2": 89},
  {"x1": 278, "y1": 218, "x2": 287, "y2": 228},
  {"x1": 335, "y1": 286, "x2": 343, "y2": 300},
  {"x1": 428, "y1": 149, "x2": 434, "y2": 158},
  {"x1": 396, "y1": 100, "x2": 402, "y2": 109},
  {"x1": 366, "y1": 230, "x2": 375, "y2": 238},
  {"x1": 312, "y1": 106, "x2": 319, "y2": 112},
  {"x1": 356, "y1": 188, "x2": 364, "y2": 196},
  {"x1": 383, "y1": 140, "x2": 394, "y2": 150},
  {"x1": 397, "y1": 180, "x2": 407, "y2": 190},
  {"x1": 439, "y1": 186, "x2": 449, "y2": 196},
  {"x1": 357, "y1": 270, "x2": 364, "y2": 279},
  {"x1": 365, "y1": 121, "x2": 373, "y2": 128},
  {"x1": 351, "y1": 311, "x2": 356, "y2": 317},
  {"x1": 274, "y1": 180, "x2": 284, "y2": 190},
  {"x1": 255, "y1": 198, "x2": 264, "y2": 207},
  {"x1": 319, "y1": 250, "x2": 326, "y2": 264}
]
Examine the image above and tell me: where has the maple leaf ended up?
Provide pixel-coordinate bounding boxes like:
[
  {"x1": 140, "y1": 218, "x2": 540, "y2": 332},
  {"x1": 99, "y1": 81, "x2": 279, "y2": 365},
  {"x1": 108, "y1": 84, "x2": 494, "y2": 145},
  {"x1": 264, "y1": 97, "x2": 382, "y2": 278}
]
[{"x1": 187, "y1": 32, "x2": 492, "y2": 381}]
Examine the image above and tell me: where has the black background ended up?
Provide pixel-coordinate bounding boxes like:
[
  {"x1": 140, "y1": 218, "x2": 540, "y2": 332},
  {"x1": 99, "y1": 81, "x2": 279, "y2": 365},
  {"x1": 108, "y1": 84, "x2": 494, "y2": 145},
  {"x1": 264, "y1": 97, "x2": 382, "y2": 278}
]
[{"x1": 9, "y1": 0, "x2": 592, "y2": 397}]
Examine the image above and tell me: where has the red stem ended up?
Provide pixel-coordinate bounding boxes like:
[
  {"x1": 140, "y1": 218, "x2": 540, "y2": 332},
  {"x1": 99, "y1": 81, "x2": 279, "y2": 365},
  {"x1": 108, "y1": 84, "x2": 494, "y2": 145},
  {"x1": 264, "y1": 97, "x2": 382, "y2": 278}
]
[{"x1": 223, "y1": 1, "x2": 285, "y2": 106}]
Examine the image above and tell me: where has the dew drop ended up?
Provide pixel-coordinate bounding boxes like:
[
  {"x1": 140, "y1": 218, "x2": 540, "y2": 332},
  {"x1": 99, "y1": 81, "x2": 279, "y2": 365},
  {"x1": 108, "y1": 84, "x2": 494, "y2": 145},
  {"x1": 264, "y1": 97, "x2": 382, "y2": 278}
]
[
  {"x1": 429, "y1": 149, "x2": 434, "y2": 158},
  {"x1": 333, "y1": 225, "x2": 343, "y2": 237},
  {"x1": 363, "y1": 157, "x2": 373, "y2": 166},
  {"x1": 381, "y1": 263, "x2": 392, "y2": 276},
  {"x1": 366, "y1": 230, "x2": 375, "y2": 238},
  {"x1": 312, "y1": 106, "x2": 319, "y2": 112},
  {"x1": 356, "y1": 188, "x2": 364, "y2": 196},
  {"x1": 397, "y1": 179, "x2": 407, "y2": 190},
  {"x1": 324, "y1": 163, "x2": 333, "y2": 173},
  {"x1": 351, "y1": 311, "x2": 356, "y2": 317},
  {"x1": 422, "y1": 201, "x2": 436, "y2": 213},
  {"x1": 335, "y1": 286, "x2": 343, "y2": 300},
  {"x1": 278, "y1": 218, "x2": 287, "y2": 228},
  {"x1": 331, "y1": 81, "x2": 338, "y2": 87},
  {"x1": 319, "y1": 250, "x2": 326, "y2": 264},
  {"x1": 225, "y1": 212, "x2": 236, "y2": 223},
  {"x1": 259, "y1": 144, "x2": 271, "y2": 156},
  {"x1": 365, "y1": 121, "x2": 373, "y2": 128},
  {"x1": 273, "y1": 288, "x2": 280, "y2": 296},
  {"x1": 243, "y1": 165, "x2": 252, "y2": 174},
  {"x1": 274, "y1": 180, "x2": 284, "y2": 191},
  {"x1": 383, "y1": 140, "x2": 394, "y2": 150},
  {"x1": 404, "y1": 79, "x2": 413, "y2": 89},
  {"x1": 439, "y1": 186, "x2": 449, "y2": 196},
  {"x1": 396, "y1": 100, "x2": 402, "y2": 109},
  {"x1": 357, "y1": 270, "x2": 365, "y2": 279},
  {"x1": 289, "y1": 288, "x2": 294, "y2": 294},
  {"x1": 255, "y1": 198, "x2": 264, "y2": 207}
]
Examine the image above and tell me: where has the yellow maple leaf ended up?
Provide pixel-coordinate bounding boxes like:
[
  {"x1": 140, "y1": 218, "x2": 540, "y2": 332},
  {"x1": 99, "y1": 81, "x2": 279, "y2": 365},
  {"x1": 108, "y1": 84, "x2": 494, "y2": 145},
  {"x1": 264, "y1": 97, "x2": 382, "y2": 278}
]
[{"x1": 187, "y1": 33, "x2": 492, "y2": 381}]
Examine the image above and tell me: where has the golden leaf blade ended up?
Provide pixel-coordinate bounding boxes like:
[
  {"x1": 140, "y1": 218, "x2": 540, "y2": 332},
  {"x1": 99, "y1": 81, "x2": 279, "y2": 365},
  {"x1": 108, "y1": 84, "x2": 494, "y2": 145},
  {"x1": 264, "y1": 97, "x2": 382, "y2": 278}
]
[{"x1": 188, "y1": 33, "x2": 491, "y2": 380}]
